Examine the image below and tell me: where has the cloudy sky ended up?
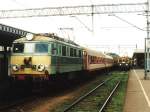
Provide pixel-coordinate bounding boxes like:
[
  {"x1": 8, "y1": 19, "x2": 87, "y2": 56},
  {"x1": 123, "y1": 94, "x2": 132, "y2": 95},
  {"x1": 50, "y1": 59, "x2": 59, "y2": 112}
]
[{"x1": 0, "y1": 0, "x2": 147, "y2": 57}]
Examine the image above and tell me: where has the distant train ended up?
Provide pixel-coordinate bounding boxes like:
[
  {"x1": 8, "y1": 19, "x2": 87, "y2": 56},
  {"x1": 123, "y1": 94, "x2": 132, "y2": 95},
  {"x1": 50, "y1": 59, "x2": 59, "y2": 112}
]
[
  {"x1": 9, "y1": 33, "x2": 114, "y2": 82},
  {"x1": 117, "y1": 56, "x2": 131, "y2": 70}
]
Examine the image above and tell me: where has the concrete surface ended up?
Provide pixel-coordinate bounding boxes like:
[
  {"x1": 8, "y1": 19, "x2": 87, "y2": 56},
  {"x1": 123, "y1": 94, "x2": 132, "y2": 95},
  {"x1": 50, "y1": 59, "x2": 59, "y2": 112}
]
[{"x1": 123, "y1": 69, "x2": 150, "y2": 112}]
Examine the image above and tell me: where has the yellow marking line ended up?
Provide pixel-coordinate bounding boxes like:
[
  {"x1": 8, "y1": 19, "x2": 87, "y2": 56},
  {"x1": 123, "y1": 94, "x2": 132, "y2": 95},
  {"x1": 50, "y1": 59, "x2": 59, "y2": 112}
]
[{"x1": 133, "y1": 69, "x2": 150, "y2": 107}]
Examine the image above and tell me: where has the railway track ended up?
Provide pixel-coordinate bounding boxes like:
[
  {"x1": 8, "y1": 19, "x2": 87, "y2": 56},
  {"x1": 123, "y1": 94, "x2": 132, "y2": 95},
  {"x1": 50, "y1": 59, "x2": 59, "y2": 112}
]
[
  {"x1": 0, "y1": 74, "x2": 105, "y2": 112},
  {"x1": 0, "y1": 72, "x2": 126, "y2": 112},
  {"x1": 0, "y1": 94, "x2": 37, "y2": 112},
  {"x1": 63, "y1": 76, "x2": 122, "y2": 112},
  {"x1": 99, "y1": 81, "x2": 120, "y2": 112}
]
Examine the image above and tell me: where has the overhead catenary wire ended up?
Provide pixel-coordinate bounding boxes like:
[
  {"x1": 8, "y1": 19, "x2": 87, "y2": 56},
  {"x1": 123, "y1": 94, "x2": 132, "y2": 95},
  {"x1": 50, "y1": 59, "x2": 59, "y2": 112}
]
[{"x1": 108, "y1": 14, "x2": 145, "y2": 31}]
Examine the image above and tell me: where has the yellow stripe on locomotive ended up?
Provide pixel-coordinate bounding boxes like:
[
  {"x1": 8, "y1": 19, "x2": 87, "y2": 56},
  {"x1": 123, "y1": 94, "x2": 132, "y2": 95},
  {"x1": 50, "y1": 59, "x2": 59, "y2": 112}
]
[{"x1": 11, "y1": 55, "x2": 51, "y2": 76}]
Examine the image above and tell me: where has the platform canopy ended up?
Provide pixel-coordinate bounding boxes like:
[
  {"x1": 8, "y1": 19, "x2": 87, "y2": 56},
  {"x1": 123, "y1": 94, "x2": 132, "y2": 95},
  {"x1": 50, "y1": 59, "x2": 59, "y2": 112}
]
[
  {"x1": 132, "y1": 49, "x2": 144, "y2": 58},
  {"x1": 0, "y1": 24, "x2": 30, "y2": 46}
]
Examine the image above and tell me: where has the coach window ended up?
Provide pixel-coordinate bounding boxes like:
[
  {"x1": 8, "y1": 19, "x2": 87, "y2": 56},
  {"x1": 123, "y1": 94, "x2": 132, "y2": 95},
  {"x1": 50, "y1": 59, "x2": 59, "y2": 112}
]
[
  {"x1": 62, "y1": 45, "x2": 66, "y2": 56},
  {"x1": 88, "y1": 55, "x2": 91, "y2": 63},
  {"x1": 93, "y1": 56, "x2": 95, "y2": 63},
  {"x1": 91, "y1": 56, "x2": 93, "y2": 63}
]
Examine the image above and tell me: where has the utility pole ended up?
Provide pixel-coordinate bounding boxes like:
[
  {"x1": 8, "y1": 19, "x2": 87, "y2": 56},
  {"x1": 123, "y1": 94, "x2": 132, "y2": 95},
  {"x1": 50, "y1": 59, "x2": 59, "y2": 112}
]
[
  {"x1": 91, "y1": 4, "x2": 94, "y2": 36},
  {"x1": 145, "y1": 0, "x2": 150, "y2": 79}
]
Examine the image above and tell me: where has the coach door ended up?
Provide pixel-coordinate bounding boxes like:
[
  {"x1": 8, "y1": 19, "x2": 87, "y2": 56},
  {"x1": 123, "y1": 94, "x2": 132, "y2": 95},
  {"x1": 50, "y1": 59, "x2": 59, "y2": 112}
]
[{"x1": 83, "y1": 50, "x2": 88, "y2": 70}]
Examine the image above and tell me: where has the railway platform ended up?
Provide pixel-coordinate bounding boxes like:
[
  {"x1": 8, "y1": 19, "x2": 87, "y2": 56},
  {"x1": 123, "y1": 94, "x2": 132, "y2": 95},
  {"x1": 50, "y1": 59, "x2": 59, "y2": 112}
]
[{"x1": 123, "y1": 69, "x2": 150, "y2": 112}]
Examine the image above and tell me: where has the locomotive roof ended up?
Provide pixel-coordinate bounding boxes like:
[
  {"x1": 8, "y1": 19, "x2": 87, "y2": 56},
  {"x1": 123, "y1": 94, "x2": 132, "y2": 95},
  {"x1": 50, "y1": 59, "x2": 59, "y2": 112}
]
[
  {"x1": 14, "y1": 35, "x2": 53, "y2": 42},
  {"x1": 14, "y1": 34, "x2": 81, "y2": 48}
]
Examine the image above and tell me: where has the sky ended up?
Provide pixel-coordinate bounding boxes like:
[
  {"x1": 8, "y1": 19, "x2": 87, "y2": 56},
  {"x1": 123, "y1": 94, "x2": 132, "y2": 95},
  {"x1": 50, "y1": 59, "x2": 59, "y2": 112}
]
[{"x1": 0, "y1": 0, "x2": 147, "y2": 57}]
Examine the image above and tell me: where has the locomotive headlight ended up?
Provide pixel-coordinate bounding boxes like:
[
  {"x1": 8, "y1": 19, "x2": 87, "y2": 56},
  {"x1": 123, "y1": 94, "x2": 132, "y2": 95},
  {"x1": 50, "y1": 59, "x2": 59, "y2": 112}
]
[
  {"x1": 26, "y1": 33, "x2": 34, "y2": 40},
  {"x1": 12, "y1": 65, "x2": 19, "y2": 71},
  {"x1": 126, "y1": 64, "x2": 128, "y2": 66},
  {"x1": 119, "y1": 64, "x2": 122, "y2": 66},
  {"x1": 37, "y1": 64, "x2": 45, "y2": 72}
]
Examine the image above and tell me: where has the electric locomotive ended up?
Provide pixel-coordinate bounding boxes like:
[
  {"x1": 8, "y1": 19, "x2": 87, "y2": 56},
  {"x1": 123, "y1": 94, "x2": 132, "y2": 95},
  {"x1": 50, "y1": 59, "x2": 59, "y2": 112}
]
[
  {"x1": 117, "y1": 56, "x2": 131, "y2": 70},
  {"x1": 9, "y1": 33, "x2": 83, "y2": 81}
]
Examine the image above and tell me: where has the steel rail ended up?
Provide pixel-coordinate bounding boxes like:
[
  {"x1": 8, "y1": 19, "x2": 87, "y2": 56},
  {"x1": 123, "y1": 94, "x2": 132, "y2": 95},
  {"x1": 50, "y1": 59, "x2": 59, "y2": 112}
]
[
  {"x1": 99, "y1": 81, "x2": 121, "y2": 112},
  {"x1": 63, "y1": 77, "x2": 112, "y2": 112}
]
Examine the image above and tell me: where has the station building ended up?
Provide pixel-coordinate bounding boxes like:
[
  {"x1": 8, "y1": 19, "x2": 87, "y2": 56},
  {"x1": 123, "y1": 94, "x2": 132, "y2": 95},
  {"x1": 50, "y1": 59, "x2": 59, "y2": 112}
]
[{"x1": 132, "y1": 49, "x2": 144, "y2": 68}]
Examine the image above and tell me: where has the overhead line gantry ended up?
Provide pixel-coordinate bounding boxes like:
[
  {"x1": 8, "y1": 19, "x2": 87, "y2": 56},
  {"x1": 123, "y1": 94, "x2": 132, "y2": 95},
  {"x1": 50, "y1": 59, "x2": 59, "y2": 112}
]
[{"x1": 0, "y1": 3, "x2": 146, "y2": 19}]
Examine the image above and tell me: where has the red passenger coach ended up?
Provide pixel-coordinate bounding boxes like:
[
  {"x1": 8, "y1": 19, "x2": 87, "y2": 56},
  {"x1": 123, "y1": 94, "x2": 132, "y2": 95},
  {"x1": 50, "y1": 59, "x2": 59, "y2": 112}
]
[{"x1": 83, "y1": 48, "x2": 114, "y2": 71}]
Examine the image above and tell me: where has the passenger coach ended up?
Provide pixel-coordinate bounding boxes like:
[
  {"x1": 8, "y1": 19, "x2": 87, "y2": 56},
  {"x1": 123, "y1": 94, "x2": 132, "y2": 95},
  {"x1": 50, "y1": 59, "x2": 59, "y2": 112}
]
[{"x1": 83, "y1": 48, "x2": 113, "y2": 71}]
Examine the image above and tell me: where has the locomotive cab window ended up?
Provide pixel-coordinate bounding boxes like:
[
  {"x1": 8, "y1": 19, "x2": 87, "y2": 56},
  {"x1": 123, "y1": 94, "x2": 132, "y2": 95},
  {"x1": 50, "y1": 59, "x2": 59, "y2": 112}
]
[
  {"x1": 35, "y1": 43, "x2": 48, "y2": 53},
  {"x1": 13, "y1": 43, "x2": 24, "y2": 53},
  {"x1": 24, "y1": 43, "x2": 35, "y2": 53}
]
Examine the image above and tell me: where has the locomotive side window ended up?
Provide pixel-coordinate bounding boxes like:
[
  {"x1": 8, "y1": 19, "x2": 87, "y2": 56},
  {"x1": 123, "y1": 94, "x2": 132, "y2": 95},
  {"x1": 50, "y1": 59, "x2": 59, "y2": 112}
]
[
  {"x1": 70, "y1": 48, "x2": 73, "y2": 56},
  {"x1": 58, "y1": 45, "x2": 62, "y2": 56},
  {"x1": 66, "y1": 46, "x2": 69, "y2": 56},
  {"x1": 74, "y1": 49, "x2": 77, "y2": 57},
  {"x1": 13, "y1": 43, "x2": 24, "y2": 53},
  {"x1": 79, "y1": 50, "x2": 81, "y2": 57},
  {"x1": 62, "y1": 45, "x2": 66, "y2": 56},
  {"x1": 51, "y1": 43, "x2": 57, "y2": 55},
  {"x1": 35, "y1": 43, "x2": 48, "y2": 53}
]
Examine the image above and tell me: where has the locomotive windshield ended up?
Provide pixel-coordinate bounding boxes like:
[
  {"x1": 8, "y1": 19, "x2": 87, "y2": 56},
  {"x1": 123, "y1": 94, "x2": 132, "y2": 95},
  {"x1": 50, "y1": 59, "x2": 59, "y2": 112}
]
[
  {"x1": 35, "y1": 43, "x2": 48, "y2": 53},
  {"x1": 13, "y1": 43, "x2": 48, "y2": 53},
  {"x1": 13, "y1": 43, "x2": 24, "y2": 53}
]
